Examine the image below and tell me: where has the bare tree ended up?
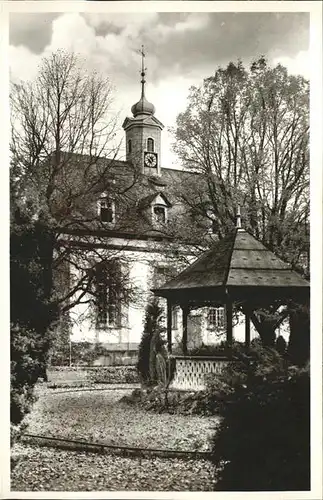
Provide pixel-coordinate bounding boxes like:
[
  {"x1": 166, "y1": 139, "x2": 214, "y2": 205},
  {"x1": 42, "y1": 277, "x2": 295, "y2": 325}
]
[{"x1": 11, "y1": 50, "x2": 142, "y2": 320}]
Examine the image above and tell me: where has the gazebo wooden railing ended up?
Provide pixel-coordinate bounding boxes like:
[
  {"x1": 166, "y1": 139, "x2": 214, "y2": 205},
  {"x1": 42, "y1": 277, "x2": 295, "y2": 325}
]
[{"x1": 169, "y1": 355, "x2": 229, "y2": 391}]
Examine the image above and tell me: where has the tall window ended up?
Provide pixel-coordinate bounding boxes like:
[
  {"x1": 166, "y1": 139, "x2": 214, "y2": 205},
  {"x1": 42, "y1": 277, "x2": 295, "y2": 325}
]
[
  {"x1": 207, "y1": 307, "x2": 225, "y2": 330},
  {"x1": 153, "y1": 205, "x2": 166, "y2": 224},
  {"x1": 128, "y1": 139, "x2": 132, "y2": 153},
  {"x1": 95, "y1": 260, "x2": 122, "y2": 328},
  {"x1": 98, "y1": 195, "x2": 114, "y2": 224},
  {"x1": 147, "y1": 138, "x2": 154, "y2": 152}
]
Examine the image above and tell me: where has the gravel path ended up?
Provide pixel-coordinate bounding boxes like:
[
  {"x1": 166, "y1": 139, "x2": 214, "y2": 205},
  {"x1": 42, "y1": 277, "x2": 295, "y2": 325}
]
[{"x1": 11, "y1": 444, "x2": 216, "y2": 491}]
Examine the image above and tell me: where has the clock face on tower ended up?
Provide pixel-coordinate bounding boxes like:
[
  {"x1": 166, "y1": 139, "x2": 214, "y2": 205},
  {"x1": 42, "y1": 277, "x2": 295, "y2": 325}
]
[{"x1": 144, "y1": 152, "x2": 158, "y2": 168}]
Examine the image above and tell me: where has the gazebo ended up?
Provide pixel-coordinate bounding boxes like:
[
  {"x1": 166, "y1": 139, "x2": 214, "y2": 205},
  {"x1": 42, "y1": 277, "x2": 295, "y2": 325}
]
[{"x1": 153, "y1": 216, "x2": 310, "y2": 390}]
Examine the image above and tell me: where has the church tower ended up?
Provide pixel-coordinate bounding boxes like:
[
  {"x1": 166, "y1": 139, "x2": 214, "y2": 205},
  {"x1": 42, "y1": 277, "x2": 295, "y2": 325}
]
[{"x1": 122, "y1": 47, "x2": 164, "y2": 176}]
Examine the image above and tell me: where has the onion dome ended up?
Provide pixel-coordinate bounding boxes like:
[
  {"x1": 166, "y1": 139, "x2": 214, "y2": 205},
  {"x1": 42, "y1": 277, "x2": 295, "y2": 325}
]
[{"x1": 131, "y1": 95, "x2": 155, "y2": 117}]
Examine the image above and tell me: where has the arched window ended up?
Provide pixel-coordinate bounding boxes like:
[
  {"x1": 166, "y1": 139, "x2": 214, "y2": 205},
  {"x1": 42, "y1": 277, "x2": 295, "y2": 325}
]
[
  {"x1": 147, "y1": 138, "x2": 154, "y2": 152},
  {"x1": 128, "y1": 139, "x2": 132, "y2": 154}
]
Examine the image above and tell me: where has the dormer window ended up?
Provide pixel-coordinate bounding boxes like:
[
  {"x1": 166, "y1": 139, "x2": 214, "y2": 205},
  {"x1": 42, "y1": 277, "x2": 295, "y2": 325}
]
[
  {"x1": 98, "y1": 193, "x2": 115, "y2": 224},
  {"x1": 147, "y1": 138, "x2": 154, "y2": 152},
  {"x1": 138, "y1": 192, "x2": 171, "y2": 227},
  {"x1": 153, "y1": 205, "x2": 166, "y2": 224}
]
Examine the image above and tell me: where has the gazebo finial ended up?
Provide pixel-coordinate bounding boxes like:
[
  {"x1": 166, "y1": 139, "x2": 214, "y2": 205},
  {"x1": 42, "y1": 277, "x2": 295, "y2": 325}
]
[{"x1": 236, "y1": 205, "x2": 242, "y2": 229}]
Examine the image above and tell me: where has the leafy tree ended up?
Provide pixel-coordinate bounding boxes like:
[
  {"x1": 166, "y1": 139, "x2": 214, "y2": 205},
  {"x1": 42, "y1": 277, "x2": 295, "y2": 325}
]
[{"x1": 172, "y1": 58, "x2": 309, "y2": 350}]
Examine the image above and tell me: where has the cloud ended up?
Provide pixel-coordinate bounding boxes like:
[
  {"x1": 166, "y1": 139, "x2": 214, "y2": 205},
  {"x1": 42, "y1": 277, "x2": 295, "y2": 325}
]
[
  {"x1": 9, "y1": 44, "x2": 42, "y2": 82},
  {"x1": 50, "y1": 14, "x2": 97, "y2": 54},
  {"x1": 9, "y1": 12, "x2": 309, "y2": 86},
  {"x1": 9, "y1": 13, "x2": 60, "y2": 53},
  {"x1": 272, "y1": 50, "x2": 310, "y2": 80},
  {"x1": 84, "y1": 12, "x2": 158, "y2": 32},
  {"x1": 9, "y1": 12, "x2": 310, "y2": 168}
]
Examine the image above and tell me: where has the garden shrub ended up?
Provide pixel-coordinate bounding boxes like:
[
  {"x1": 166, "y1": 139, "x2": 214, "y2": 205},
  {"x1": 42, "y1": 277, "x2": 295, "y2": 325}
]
[
  {"x1": 189, "y1": 340, "x2": 244, "y2": 358},
  {"x1": 10, "y1": 323, "x2": 45, "y2": 441},
  {"x1": 11, "y1": 215, "x2": 57, "y2": 440},
  {"x1": 137, "y1": 331, "x2": 151, "y2": 384},
  {"x1": 123, "y1": 385, "x2": 220, "y2": 416},
  {"x1": 87, "y1": 365, "x2": 139, "y2": 384},
  {"x1": 209, "y1": 342, "x2": 310, "y2": 491},
  {"x1": 137, "y1": 300, "x2": 167, "y2": 386}
]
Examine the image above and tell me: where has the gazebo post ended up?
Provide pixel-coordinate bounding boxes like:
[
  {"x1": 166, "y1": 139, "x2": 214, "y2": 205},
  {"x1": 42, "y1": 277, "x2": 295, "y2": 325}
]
[
  {"x1": 226, "y1": 301, "x2": 233, "y2": 347},
  {"x1": 166, "y1": 299, "x2": 172, "y2": 353},
  {"x1": 245, "y1": 308, "x2": 251, "y2": 347},
  {"x1": 181, "y1": 305, "x2": 189, "y2": 355}
]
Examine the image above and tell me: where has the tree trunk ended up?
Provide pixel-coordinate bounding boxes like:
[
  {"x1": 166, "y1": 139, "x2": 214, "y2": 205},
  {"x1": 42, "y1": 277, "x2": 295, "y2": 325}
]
[
  {"x1": 250, "y1": 311, "x2": 281, "y2": 347},
  {"x1": 288, "y1": 304, "x2": 310, "y2": 365}
]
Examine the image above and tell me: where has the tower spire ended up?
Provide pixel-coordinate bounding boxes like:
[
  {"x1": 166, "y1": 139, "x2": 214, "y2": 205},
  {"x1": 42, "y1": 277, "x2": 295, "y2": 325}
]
[
  {"x1": 140, "y1": 45, "x2": 146, "y2": 99},
  {"x1": 131, "y1": 45, "x2": 155, "y2": 117}
]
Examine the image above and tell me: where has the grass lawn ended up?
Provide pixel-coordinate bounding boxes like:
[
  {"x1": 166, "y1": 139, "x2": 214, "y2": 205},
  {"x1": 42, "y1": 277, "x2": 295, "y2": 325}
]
[
  {"x1": 23, "y1": 387, "x2": 219, "y2": 452},
  {"x1": 11, "y1": 387, "x2": 219, "y2": 491},
  {"x1": 11, "y1": 444, "x2": 216, "y2": 491}
]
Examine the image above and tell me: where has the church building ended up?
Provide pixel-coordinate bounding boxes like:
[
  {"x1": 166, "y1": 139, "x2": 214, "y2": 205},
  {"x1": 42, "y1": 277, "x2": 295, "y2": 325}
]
[{"x1": 62, "y1": 50, "x2": 261, "y2": 365}]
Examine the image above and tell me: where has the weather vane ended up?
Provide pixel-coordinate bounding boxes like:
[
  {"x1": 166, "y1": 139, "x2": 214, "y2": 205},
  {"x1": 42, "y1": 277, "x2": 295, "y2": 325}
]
[
  {"x1": 138, "y1": 45, "x2": 147, "y2": 95},
  {"x1": 139, "y1": 45, "x2": 147, "y2": 81}
]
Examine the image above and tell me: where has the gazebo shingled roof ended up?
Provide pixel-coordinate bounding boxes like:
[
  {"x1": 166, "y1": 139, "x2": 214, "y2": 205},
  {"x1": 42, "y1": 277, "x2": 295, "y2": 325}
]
[{"x1": 154, "y1": 227, "x2": 309, "y2": 302}]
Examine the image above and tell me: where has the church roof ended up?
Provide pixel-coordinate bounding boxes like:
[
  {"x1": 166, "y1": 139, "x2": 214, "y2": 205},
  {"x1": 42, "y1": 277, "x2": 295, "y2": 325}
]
[
  {"x1": 122, "y1": 114, "x2": 164, "y2": 130},
  {"x1": 54, "y1": 152, "x2": 195, "y2": 241},
  {"x1": 154, "y1": 228, "x2": 309, "y2": 301}
]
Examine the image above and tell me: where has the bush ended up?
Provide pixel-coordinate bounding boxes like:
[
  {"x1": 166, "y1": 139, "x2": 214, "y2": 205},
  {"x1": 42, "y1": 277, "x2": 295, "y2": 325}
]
[
  {"x1": 209, "y1": 342, "x2": 310, "y2": 491},
  {"x1": 137, "y1": 300, "x2": 167, "y2": 386},
  {"x1": 10, "y1": 323, "x2": 48, "y2": 443},
  {"x1": 50, "y1": 341, "x2": 112, "y2": 366},
  {"x1": 189, "y1": 340, "x2": 244, "y2": 357},
  {"x1": 123, "y1": 385, "x2": 219, "y2": 416},
  {"x1": 10, "y1": 215, "x2": 56, "y2": 436},
  {"x1": 87, "y1": 366, "x2": 139, "y2": 384},
  {"x1": 137, "y1": 331, "x2": 151, "y2": 384}
]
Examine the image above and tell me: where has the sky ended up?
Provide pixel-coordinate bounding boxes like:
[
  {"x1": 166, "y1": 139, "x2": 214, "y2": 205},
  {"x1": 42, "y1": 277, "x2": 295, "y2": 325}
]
[{"x1": 9, "y1": 11, "x2": 310, "y2": 168}]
